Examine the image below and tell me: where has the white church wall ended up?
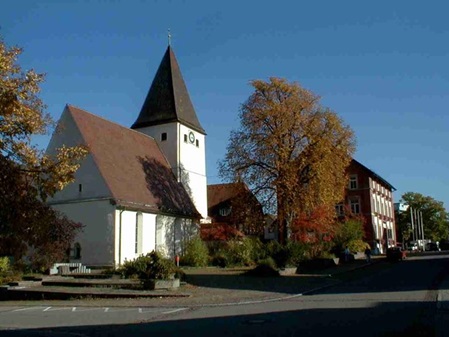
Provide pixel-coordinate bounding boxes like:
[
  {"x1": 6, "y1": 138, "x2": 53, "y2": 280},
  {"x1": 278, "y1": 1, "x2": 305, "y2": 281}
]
[
  {"x1": 136, "y1": 123, "x2": 178, "y2": 171},
  {"x1": 51, "y1": 200, "x2": 115, "y2": 267},
  {"x1": 155, "y1": 215, "x2": 198, "y2": 258},
  {"x1": 156, "y1": 215, "x2": 175, "y2": 257},
  {"x1": 179, "y1": 124, "x2": 207, "y2": 219},
  {"x1": 115, "y1": 210, "x2": 157, "y2": 266},
  {"x1": 142, "y1": 213, "x2": 157, "y2": 254},
  {"x1": 46, "y1": 108, "x2": 111, "y2": 202},
  {"x1": 137, "y1": 122, "x2": 208, "y2": 220}
]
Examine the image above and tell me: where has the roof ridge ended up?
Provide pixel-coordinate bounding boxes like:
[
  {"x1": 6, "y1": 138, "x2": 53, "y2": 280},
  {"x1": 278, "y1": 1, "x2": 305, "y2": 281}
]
[
  {"x1": 67, "y1": 104, "x2": 174, "y2": 171},
  {"x1": 66, "y1": 104, "x2": 159, "y2": 142}
]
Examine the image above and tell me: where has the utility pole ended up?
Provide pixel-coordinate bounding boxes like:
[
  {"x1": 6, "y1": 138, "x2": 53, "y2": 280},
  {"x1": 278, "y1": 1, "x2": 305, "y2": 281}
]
[
  {"x1": 420, "y1": 210, "x2": 425, "y2": 251},
  {"x1": 410, "y1": 206, "x2": 415, "y2": 242}
]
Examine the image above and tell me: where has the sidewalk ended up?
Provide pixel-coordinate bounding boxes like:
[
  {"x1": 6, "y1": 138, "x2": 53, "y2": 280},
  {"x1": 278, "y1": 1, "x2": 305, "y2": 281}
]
[{"x1": 0, "y1": 258, "x2": 381, "y2": 308}]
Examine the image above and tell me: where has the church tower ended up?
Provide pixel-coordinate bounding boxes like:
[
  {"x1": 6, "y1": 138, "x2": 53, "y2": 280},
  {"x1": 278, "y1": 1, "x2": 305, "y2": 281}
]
[{"x1": 131, "y1": 46, "x2": 207, "y2": 220}]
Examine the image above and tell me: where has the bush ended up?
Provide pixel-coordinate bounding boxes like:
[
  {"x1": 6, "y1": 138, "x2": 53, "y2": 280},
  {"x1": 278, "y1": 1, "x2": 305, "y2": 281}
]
[
  {"x1": 0, "y1": 257, "x2": 10, "y2": 274},
  {"x1": 211, "y1": 254, "x2": 229, "y2": 268},
  {"x1": 0, "y1": 257, "x2": 20, "y2": 285},
  {"x1": 247, "y1": 257, "x2": 280, "y2": 277},
  {"x1": 119, "y1": 251, "x2": 176, "y2": 281},
  {"x1": 246, "y1": 237, "x2": 265, "y2": 262},
  {"x1": 285, "y1": 241, "x2": 308, "y2": 266},
  {"x1": 316, "y1": 251, "x2": 337, "y2": 259},
  {"x1": 347, "y1": 239, "x2": 369, "y2": 253},
  {"x1": 182, "y1": 237, "x2": 209, "y2": 267},
  {"x1": 174, "y1": 267, "x2": 186, "y2": 281},
  {"x1": 262, "y1": 241, "x2": 289, "y2": 268},
  {"x1": 225, "y1": 238, "x2": 255, "y2": 266}
]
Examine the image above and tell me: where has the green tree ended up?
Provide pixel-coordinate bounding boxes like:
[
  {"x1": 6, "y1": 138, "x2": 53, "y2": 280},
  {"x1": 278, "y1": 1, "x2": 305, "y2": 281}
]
[
  {"x1": 333, "y1": 210, "x2": 366, "y2": 253},
  {"x1": 398, "y1": 192, "x2": 449, "y2": 242},
  {"x1": 219, "y1": 78, "x2": 356, "y2": 242},
  {"x1": 0, "y1": 37, "x2": 88, "y2": 270}
]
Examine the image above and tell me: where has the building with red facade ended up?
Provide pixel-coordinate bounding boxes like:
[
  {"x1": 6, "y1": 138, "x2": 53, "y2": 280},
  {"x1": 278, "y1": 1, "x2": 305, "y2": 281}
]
[{"x1": 337, "y1": 159, "x2": 396, "y2": 254}]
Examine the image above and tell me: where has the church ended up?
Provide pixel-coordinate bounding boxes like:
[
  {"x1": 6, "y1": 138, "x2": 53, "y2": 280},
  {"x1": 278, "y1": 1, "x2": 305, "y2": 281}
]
[{"x1": 46, "y1": 45, "x2": 208, "y2": 267}]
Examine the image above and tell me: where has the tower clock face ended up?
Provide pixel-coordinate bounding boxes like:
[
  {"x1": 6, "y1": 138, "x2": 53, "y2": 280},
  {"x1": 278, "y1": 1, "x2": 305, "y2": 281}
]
[{"x1": 188, "y1": 131, "x2": 195, "y2": 144}]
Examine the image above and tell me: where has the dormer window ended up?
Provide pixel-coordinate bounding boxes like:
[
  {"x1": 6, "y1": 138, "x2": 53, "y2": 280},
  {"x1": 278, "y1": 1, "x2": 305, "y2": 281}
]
[
  {"x1": 161, "y1": 133, "x2": 167, "y2": 141},
  {"x1": 219, "y1": 207, "x2": 231, "y2": 217}
]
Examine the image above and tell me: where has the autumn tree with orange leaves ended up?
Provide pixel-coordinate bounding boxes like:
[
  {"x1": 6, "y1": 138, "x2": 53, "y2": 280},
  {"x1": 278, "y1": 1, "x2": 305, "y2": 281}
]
[
  {"x1": 0, "y1": 37, "x2": 88, "y2": 270},
  {"x1": 220, "y1": 78, "x2": 355, "y2": 243}
]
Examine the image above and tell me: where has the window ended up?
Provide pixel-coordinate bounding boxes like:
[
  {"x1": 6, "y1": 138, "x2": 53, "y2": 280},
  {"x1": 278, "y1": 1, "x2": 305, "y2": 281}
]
[
  {"x1": 350, "y1": 197, "x2": 360, "y2": 214},
  {"x1": 161, "y1": 132, "x2": 167, "y2": 141},
  {"x1": 184, "y1": 134, "x2": 187, "y2": 142},
  {"x1": 219, "y1": 207, "x2": 231, "y2": 216},
  {"x1": 349, "y1": 175, "x2": 358, "y2": 190},
  {"x1": 135, "y1": 213, "x2": 143, "y2": 254},
  {"x1": 78, "y1": 184, "x2": 83, "y2": 192},
  {"x1": 196, "y1": 139, "x2": 199, "y2": 147},
  {"x1": 335, "y1": 203, "x2": 344, "y2": 216},
  {"x1": 73, "y1": 243, "x2": 81, "y2": 259}
]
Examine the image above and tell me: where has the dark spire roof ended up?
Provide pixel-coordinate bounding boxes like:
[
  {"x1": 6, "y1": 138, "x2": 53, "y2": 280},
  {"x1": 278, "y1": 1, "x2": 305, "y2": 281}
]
[{"x1": 131, "y1": 46, "x2": 205, "y2": 134}]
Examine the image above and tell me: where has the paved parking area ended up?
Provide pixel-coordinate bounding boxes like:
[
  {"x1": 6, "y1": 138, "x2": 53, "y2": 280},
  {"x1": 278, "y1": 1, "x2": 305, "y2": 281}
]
[{"x1": 0, "y1": 306, "x2": 189, "y2": 330}]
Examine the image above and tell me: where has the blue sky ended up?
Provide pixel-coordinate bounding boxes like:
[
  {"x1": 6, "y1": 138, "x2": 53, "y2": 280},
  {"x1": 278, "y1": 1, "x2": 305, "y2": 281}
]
[{"x1": 2, "y1": 0, "x2": 448, "y2": 209}]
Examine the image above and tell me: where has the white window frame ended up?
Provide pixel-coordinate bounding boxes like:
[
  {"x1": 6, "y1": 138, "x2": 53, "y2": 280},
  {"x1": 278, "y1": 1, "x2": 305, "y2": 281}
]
[
  {"x1": 349, "y1": 175, "x2": 358, "y2": 190},
  {"x1": 335, "y1": 203, "x2": 344, "y2": 216},
  {"x1": 349, "y1": 197, "x2": 360, "y2": 214},
  {"x1": 219, "y1": 207, "x2": 231, "y2": 217}
]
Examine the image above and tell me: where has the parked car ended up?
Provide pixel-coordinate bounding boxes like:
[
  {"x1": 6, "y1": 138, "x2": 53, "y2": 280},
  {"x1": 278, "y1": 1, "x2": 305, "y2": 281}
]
[
  {"x1": 440, "y1": 240, "x2": 449, "y2": 251},
  {"x1": 407, "y1": 243, "x2": 418, "y2": 252},
  {"x1": 386, "y1": 247, "x2": 407, "y2": 261},
  {"x1": 426, "y1": 242, "x2": 441, "y2": 251}
]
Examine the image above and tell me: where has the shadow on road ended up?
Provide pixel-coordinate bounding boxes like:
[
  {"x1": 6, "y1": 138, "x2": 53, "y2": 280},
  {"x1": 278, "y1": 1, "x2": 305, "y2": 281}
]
[
  {"x1": 184, "y1": 256, "x2": 449, "y2": 296},
  {"x1": 0, "y1": 300, "x2": 439, "y2": 337}
]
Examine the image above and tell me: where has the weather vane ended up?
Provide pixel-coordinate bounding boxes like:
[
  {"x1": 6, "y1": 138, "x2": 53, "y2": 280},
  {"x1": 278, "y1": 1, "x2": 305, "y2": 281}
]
[{"x1": 168, "y1": 29, "x2": 171, "y2": 46}]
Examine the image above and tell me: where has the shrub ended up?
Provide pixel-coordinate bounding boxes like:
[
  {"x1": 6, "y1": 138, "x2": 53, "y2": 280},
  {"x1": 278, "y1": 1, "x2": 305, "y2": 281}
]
[
  {"x1": 182, "y1": 236, "x2": 209, "y2": 267},
  {"x1": 257, "y1": 257, "x2": 277, "y2": 269},
  {"x1": 119, "y1": 251, "x2": 176, "y2": 281},
  {"x1": 0, "y1": 257, "x2": 20, "y2": 285},
  {"x1": 262, "y1": 241, "x2": 289, "y2": 268},
  {"x1": 285, "y1": 241, "x2": 308, "y2": 266},
  {"x1": 347, "y1": 239, "x2": 369, "y2": 253},
  {"x1": 173, "y1": 267, "x2": 186, "y2": 281},
  {"x1": 211, "y1": 254, "x2": 228, "y2": 268},
  {"x1": 0, "y1": 257, "x2": 10, "y2": 274},
  {"x1": 225, "y1": 238, "x2": 254, "y2": 266},
  {"x1": 245, "y1": 237, "x2": 265, "y2": 262},
  {"x1": 247, "y1": 257, "x2": 279, "y2": 277}
]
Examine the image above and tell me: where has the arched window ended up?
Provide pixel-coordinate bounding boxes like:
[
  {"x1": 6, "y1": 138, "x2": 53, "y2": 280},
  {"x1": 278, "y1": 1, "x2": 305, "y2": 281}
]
[{"x1": 73, "y1": 243, "x2": 81, "y2": 259}]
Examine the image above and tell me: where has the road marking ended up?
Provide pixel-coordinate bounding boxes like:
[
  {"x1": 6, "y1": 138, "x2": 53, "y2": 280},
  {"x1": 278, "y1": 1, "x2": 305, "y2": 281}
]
[
  {"x1": 104, "y1": 308, "x2": 109, "y2": 312},
  {"x1": 44, "y1": 307, "x2": 74, "y2": 312},
  {"x1": 12, "y1": 307, "x2": 45, "y2": 312},
  {"x1": 43, "y1": 307, "x2": 52, "y2": 312},
  {"x1": 162, "y1": 308, "x2": 188, "y2": 314}
]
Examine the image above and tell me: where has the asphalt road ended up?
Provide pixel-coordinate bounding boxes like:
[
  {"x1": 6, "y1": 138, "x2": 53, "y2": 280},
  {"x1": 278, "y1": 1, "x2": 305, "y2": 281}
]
[{"x1": 1, "y1": 253, "x2": 448, "y2": 337}]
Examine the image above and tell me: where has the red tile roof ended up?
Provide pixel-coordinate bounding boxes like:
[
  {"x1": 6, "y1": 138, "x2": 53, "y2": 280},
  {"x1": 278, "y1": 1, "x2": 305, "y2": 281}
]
[
  {"x1": 207, "y1": 183, "x2": 247, "y2": 209},
  {"x1": 67, "y1": 105, "x2": 200, "y2": 218}
]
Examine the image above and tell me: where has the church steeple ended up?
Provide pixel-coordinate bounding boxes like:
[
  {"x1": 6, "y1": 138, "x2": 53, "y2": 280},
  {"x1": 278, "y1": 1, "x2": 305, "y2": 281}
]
[{"x1": 131, "y1": 46, "x2": 205, "y2": 134}]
